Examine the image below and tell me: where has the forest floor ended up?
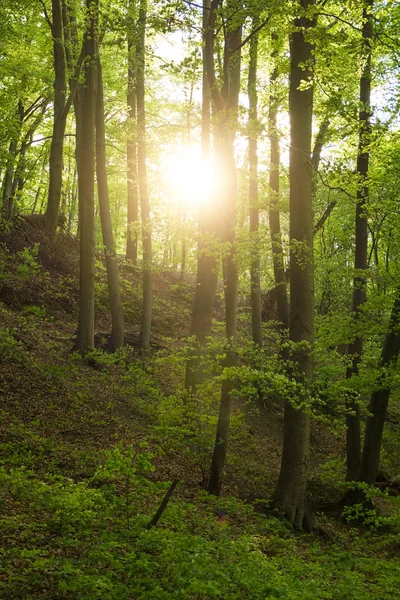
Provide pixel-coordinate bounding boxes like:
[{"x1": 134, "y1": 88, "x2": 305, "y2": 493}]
[{"x1": 0, "y1": 227, "x2": 400, "y2": 599}]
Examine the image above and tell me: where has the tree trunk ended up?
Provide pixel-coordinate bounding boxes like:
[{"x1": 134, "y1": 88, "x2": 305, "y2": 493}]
[
  {"x1": 45, "y1": 0, "x2": 68, "y2": 235},
  {"x1": 268, "y1": 49, "x2": 289, "y2": 331},
  {"x1": 126, "y1": 0, "x2": 139, "y2": 263},
  {"x1": 248, "y1": 19, "x2": 262, "y2": 347},
  {"x1": 208, "y1": 0, "x2": 242, "y2": 496},
  {"x1": 2, "y1": 102, "x2": 23, "y2": 220},
  {"x1": 358, "y1": 290, "x2": 400, "y2": 485},
  {"x1": 274, "y1": 0, "x2": 315, "y2": 530},
  {"x1": 184, "y1": 0, "x2": 218, "y2": 392},
  {"x1": 345, "y1": 0, "x2": 373, "y2": 482},
  {"x1": 96, "y1": 57, "x2": 125, "y2": 351},
  {"x1": 137, "y1": 0, "x2": 152, "y2": 350},
  {"x1": 74, "y1": 0, "x2": 97, "y2": 355}
]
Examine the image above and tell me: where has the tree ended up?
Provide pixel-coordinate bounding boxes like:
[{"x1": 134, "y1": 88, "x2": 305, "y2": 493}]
[
  {"x1": 274, "y1": 0, "x2": 315, "y2": 529},
  {"x1": 126, "y1": 0, "x2": 139, "y2": 264},
  {"x1": 96, "y1": 55, "x2": 125, "y2": 351},
  {"x1": 208, "y1": 0, "x2": 243, "y2": 496},
  {"x1": 137, "y1": 0, "x2": 152, "y2": 351},
  {"x1": 184, "y1": 0, "x2": 219, "y2": 392},
  {"x1": 345, "y1": 0, "x2": 373, "y2": 483},
  {"x1": 74, "y1": 0, "x2": 98, "y2": 355},
  {"x1": 268, "y1": 35, "x2": 289, "y2": 332},
  {"x1": 248, "y1": 16, "x2": 263, "y2": 347}
]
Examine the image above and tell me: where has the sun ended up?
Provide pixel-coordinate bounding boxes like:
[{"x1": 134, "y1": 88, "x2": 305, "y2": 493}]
[{"x1": 162, "y1": 145, "x2": 219, "y2": 211}]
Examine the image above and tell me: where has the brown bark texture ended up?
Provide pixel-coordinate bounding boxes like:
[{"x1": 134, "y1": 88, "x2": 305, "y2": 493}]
[
  {"x1": 137, "y1": 0, "x2": 152, "y2": 350},
  {"x1": 126, "y1": 0, "x2": 139, "y2": 263},
  {"x1": 274, "y1": 0, "x2": 315, "y2": 529},
  {"x1": 75, "y1": 0, "x2": 97, "y2": 355},
  {"x1": 96, "y1": 57, "x2": 125, "y2": 351},
  {"x1": 345, "y1": 0, "x2": 373, "y2": 483}
]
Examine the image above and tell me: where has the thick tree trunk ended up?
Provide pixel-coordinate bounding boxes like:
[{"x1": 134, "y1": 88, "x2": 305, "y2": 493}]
[
  {"x1": 45, "y1": 0, "x2": 68, "y2": 235},
  {"x1": 359, "y1": 290, "x2": 400, "y2": 485},
  {"x1": 137, "y1": 0, "x2": 152, "y2": 350},
  {"x1": 126, "y1": 0, "x2": 139, "y2": 263},
  {"x1": 274, "y1": 0, "x2": 315, "y2": 529},
  {"x1": 345, "y1": 0, "x2": 373, "y2": 482},
  {"x1": 75, "y1": 0, "x2": 97, "y2": 355},
  {"x1": 248, "y1": 21, "x2": 262, "y2": 347},
  {"x1": 208, "y1": 0, "x2": 242, "y2": 496},
  {"x1": 268, "y1": 55, "x2": 289, "y2": 331},
  {"x1": 96, "y1": 58, "x2": 125, "y2": 351},
  {"x1": 184, "y1": 0, "x2": 218, "y2": 392}
]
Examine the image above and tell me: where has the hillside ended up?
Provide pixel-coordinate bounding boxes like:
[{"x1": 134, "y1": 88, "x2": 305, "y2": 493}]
[{"x1": 1, "y1": 231, "x2": 400, "y2": 599}]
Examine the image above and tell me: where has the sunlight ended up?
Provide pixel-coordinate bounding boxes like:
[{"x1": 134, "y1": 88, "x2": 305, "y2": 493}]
[{"x1": 162, "y1": 145, "x2": 219, "y2": 211}]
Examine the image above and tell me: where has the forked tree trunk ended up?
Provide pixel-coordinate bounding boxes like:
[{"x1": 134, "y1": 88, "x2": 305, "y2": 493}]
[
  {"x1": 74, "y1": 0, "x2": 97, "y2": 355},
  {"x1": 268, "y1": 50, "x2": 289, "y2": 331},
  {"x1": 126, "y1": 0, "x2": 139, "y2": 263},
  {"x1": 137, "y1": 0, "x2": 152, "y2": 350},
  {"x1": 208, "y1": 0, "x2": 242, "y2": 496},
  {"x1": 274, "y1": 0, "x2": 315, "y2": 530},
  {"x1": 184, "y1": 0, "x2": 218, "y2": 392},
  {"x1": 248, "y1": 20, "x2": 262, "y2": 347},
  {"x1": 96, "y1": 57, "x2": 125, "y2": 350},
  {"x1": 345, "y1": 0, "x2": 373, "y2": 482}
]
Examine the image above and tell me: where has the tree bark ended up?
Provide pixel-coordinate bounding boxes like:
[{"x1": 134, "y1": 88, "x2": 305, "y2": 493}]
[
  {"x1": 345, "y1": 0, "x2": 373, "y2": 482},
  {"x1": 2, "y1": 102, "x2": 23, "y2": 220},
  {"x1": 74, "y1": 0, "x2": 97, "y2": 355},
  {"x1": 274, "y1": 0, "x2": 315, "y2": 530},
  {"x1": 208, "y1": 0, "x2": 242, "y2": 496},
  {"x1": 184, "y1": 0, "x2": 219, "y2": 392},
  {"x1": 137, "y1": 0, "x2": 152, "y2": 350},
  {"x1": 358, "y1": 290, "x2": 400, "y2": 485},
  {"x1": 248, "y1": 19, "x2": 262, "y2": 347},
  {"x1": 268, "y1": 46, "x2": 289, "y2": 331},
  {"x1": 126, "y1": 0, "x2": 139, "y2": 263},
  {"x1": 45, "y1": 0, "x2": 68, "y2": 235},
  {"x1": 96, "y1": 57, "x2": 125, "y2": 351}
]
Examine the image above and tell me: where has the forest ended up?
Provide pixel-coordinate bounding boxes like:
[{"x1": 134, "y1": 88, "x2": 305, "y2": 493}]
[{"x1": 1, "y1": 0, "x2": 400, "y2": 598}]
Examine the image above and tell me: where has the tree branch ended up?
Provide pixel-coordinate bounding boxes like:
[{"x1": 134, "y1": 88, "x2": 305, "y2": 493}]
[
  {"x1": 38, "y1": 0, "x2": 53, "y2": 32},
  {"x1": 146, "y1": 480, "x2": 179, "y2": 529},
  {"x1": 231, "y1": 16, "x2": 270, "y2": 54}
]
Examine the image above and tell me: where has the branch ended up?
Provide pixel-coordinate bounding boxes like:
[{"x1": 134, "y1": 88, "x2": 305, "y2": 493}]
[
  {"x1": 316, "y1": 11, "x2": 362, "y2": 32},
  {"x1": 62, "y1": 42, "x2": 86, "y2": 118},
  {"x1": 231, "y1": 16, "x2": 270, "y2": 54},
  {"x1": 38, "y1": 0, "x2": 53, "y2": 32},
  {"x1": 146, "y1": 480, "x2": 179, "y2": 529},
  {"x1": 313, "y1": 201, "x2": 337, "y2": 235}
]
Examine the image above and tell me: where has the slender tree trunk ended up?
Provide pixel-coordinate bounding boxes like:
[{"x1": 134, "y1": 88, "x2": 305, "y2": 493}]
[
  {"x1": 126, "y1": 0, "x2": 139, "y2": 263},
  {"x1": 137, "y1": 0, "x2": 152, "y2": 350},
  {"x1": 63, "y1": 0, "x2": 83, "y2": 234},
  {"x1": 248, "y1": 20, "x2": 262, "y2": 347},
  {"x1": 96, "y1": 57, "x2": 125, "y2": 350},
  {"x1": 345, "y1": 0, "x2": 373, "y2": 482},
  {"x1": 358, "y1": 290, "x2": 400, "y2": 485},
  {"x1": 268, "y1": 51, "x2": 289, "y2": 331},
  {"x1": 75, "y1": 0, "x2": 97, "y2": 355},
  {"x1": 274, "y1": 0, "x2": 315, "y2": 530},
  {"x1": 2, "y1": 102, "x2": 23, "y2": 220},
  {"x1": 45, "y1": 0, "x2": 68, "y2": 235},
  {"x1": 208, "y1": 0, "x2": 242, "y2": 496},
  {"x1": 184, "y1": 0, "x2": 219, "y2": 391}
]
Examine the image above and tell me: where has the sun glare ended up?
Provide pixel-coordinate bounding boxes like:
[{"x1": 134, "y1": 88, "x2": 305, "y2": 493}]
[{"x1": 163, "y1": 145, "x2": 218, "y2": 211}]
